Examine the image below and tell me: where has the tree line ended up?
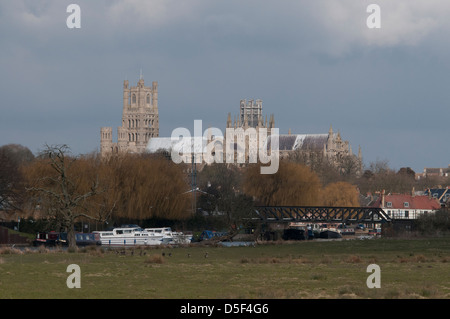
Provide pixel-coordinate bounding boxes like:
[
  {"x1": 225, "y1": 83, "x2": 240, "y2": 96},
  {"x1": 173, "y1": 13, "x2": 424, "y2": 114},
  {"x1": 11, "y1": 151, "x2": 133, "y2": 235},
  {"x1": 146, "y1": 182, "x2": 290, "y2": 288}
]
[{"x1": 1, "y1": 143, "x2": 448, "y2": 247}]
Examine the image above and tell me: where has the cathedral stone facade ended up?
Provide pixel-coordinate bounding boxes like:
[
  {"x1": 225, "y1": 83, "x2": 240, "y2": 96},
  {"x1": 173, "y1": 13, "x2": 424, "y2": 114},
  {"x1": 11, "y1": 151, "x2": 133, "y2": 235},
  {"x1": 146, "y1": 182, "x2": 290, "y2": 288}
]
[
  {"x1": 101, "y1": 77, "x2": 159, "y2": 157},
  {"x1": 227, "y1": 99, "x2": 362, "y2": 174},
  {"x1": 101, "y1": 81, "x2": 361, "y2": 175}
]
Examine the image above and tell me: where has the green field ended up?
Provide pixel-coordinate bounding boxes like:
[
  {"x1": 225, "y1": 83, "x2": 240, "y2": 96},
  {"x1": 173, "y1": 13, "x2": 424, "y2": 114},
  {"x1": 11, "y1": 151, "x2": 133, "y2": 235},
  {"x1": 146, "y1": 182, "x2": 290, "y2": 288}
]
[{"x1": 1, "y1": 237, "x2": 450, "y2": 299}]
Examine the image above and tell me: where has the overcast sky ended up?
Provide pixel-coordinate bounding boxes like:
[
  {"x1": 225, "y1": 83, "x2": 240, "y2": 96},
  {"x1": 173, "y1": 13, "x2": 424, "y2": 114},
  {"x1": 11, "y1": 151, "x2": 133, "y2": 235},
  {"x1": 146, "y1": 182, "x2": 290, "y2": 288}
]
[{"x1": 0, "y1": 0, "x2": 449, "y2": 172}]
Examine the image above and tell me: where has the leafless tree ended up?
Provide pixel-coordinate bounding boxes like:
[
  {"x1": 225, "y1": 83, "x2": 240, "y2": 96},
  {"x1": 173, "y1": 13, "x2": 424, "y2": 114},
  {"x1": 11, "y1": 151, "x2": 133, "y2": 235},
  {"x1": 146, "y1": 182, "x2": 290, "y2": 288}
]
[
  {"x1": 24, "y1": 145, "x2": 106, "y2": 249},
  {"x1": 0, "y1": 144, "x2": 34, "y2": 214}
]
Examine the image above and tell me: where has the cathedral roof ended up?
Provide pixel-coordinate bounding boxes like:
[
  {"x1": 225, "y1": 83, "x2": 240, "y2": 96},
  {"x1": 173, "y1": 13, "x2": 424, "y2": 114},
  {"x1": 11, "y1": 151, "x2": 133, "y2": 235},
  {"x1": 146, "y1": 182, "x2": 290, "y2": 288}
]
[
  {"x1": 267, "y1": 134, "x2": 329, "y2": 151},
  {"x1": 146, "y1": 137, "x2": 208, "y2": 154}
]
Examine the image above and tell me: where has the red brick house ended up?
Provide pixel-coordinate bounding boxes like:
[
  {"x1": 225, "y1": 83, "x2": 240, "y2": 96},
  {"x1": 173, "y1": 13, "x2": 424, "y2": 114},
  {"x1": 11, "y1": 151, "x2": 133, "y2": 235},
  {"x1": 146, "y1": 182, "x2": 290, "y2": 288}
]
[{"x1": 372, "y1": 191, "x2": 441, "y2": 219}]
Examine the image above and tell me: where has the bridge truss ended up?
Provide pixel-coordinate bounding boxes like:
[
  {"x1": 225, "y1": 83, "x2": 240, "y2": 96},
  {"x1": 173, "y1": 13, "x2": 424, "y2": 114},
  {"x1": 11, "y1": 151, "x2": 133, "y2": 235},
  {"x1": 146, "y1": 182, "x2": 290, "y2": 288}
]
[{"x1": 254, "y1": 206, "x2": 391, "y2": 224}]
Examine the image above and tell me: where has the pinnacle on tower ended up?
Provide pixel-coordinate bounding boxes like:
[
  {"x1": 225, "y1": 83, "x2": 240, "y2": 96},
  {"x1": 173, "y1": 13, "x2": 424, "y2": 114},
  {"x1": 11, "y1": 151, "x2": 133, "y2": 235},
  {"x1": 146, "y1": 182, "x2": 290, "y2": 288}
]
[{"x1": 227, "y1": 113, "x2": 232, "y2": 128}]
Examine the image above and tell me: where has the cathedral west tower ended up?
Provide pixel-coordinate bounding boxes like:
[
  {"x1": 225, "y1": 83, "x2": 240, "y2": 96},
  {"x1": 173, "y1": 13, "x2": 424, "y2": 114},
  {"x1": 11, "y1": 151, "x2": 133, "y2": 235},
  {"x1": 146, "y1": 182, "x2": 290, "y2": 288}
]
[{"x1": 101, "y1": 76, "x2": 159, "y2": 156}]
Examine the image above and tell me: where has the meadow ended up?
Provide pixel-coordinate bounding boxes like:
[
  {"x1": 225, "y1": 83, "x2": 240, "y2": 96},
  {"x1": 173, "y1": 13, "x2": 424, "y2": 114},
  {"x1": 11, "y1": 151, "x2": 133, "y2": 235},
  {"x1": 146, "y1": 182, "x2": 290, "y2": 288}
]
[{"x1": 1, "y1": 237, "x2": 450, "y2": 299}]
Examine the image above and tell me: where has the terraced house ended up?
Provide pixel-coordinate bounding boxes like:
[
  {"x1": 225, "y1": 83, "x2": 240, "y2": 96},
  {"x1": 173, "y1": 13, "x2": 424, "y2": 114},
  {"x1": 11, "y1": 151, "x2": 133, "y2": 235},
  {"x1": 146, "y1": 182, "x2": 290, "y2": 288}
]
[{"x1": 373, "y1": 191, "x2": 441, "y2": 220}]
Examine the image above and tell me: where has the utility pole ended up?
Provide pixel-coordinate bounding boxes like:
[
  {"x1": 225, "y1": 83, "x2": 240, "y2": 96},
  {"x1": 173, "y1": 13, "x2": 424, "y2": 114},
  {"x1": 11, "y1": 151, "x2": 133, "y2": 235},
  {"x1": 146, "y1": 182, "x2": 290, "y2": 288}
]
[{"x1": 191, "y1": 153, "x2": 197, "y2": 215}]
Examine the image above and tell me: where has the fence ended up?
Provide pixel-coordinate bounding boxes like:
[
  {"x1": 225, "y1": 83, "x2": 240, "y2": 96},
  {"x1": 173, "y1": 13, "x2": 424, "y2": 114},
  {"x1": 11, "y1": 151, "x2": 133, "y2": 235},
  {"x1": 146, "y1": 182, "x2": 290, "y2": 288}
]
[{"x1": 0, "y1": 226, "x2": 30, "y2": 245}]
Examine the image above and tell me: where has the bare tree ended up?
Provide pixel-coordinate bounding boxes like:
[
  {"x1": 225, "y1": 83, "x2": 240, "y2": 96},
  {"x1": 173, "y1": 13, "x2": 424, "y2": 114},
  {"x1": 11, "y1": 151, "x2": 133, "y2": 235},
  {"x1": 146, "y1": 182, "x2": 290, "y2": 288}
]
[
  {"x1": 24, "y1": 145, "x2": 105, "y2": 249},
  {"x1": 0, "y1": 144, "x2": 34, "y2": 214},
  {"x1": 197, "y1": 164, "x2": 254, "y2": 233}
]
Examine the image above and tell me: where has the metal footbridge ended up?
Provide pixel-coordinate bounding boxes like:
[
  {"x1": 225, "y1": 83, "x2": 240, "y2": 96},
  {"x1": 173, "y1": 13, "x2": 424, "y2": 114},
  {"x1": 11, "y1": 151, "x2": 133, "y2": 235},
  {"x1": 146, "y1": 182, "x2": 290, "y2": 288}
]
[{"x1": 254, "y1": 206, "x2": 391, "y2": 224}]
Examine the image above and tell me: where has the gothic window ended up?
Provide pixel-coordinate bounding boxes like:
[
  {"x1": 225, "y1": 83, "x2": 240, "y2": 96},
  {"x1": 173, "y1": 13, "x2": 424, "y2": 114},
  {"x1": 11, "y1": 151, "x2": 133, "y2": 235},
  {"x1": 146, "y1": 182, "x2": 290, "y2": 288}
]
[
  {"x1": 132, "y1": 94, "x2": 136, "y2": 104},
  {"x1": 146, "y1": 94, "x2": 150, "y2": 104}
]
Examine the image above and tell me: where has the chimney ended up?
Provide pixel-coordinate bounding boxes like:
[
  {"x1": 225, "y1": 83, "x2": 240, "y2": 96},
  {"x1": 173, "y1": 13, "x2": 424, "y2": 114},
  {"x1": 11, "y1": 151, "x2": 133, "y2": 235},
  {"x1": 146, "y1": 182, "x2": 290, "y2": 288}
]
[
  {"x1": 381, "y1": 189, "x2": 385, "y2": 208},
  {"x1": 411, "y1": 187, "x2": 415, "y2": 197}
]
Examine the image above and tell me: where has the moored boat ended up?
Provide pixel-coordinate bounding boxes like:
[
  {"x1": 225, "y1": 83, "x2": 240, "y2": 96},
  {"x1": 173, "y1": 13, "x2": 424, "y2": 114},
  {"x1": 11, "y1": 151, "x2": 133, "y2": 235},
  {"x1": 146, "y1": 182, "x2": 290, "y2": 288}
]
[
  {"x1": 145, "y1": 227, "x2": 193, "y2": 244},
  {"x1": 32, "y1": 231, "x2": 61, "y2": 247},
  {"x1": 33, "y1": 231, "x2": 101, "y2": 247},
  {"x1": 319, "y1": 229, "x2": 342, "y2": 239},
  {"x1": 94, "y1": 227, "x2": 163, "y2": 247},
  {"x1": 318, "y1": 224, "x2": 342, "y2": 239},
  {"x1": 287, "y1": 222, "x2": 319, "y2": 240}
]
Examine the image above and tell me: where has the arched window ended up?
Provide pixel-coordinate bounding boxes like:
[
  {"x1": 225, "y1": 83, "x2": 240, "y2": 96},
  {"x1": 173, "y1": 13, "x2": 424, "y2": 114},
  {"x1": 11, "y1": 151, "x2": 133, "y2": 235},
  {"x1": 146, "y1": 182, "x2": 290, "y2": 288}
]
[
  {"x1": 146, "y1": 94, "x2": 150, "y2": 104},
  {"x1": 132, "y1": 94, "x2": 136, "y2": 104}
]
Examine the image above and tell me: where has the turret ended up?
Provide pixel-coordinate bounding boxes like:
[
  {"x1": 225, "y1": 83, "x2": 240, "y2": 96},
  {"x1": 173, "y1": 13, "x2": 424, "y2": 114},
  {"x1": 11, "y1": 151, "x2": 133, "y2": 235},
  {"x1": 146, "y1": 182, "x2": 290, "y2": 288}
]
[
  {"x1": 227, "y1": 113, "x2": 232, "y2": 128},
  {"x1": 123, "y1": 80, "x2": 129, "y2": 109},
  {"x1": 152, "y1": 81, "x2": 158, "y2": 109}
]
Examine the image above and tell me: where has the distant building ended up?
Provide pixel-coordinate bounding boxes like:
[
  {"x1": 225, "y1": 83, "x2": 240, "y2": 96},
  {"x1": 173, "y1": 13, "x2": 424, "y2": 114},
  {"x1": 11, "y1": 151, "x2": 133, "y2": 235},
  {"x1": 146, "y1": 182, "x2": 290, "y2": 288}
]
[
  {"x1": 100, "y1": 76, "x2": 159, "y2": 157},
  {"x1": 372, "y1": 191, "x2": 441, "y2": 219},
  {"x1": 145, "y1": 98, "x2": 362, "y2": 172},
  {"x1": 415, "y1": 165, "x2": 450, "y2": 180},
  {"x1": 227, "y1": 99, "x2": 362, "y2": 173}
]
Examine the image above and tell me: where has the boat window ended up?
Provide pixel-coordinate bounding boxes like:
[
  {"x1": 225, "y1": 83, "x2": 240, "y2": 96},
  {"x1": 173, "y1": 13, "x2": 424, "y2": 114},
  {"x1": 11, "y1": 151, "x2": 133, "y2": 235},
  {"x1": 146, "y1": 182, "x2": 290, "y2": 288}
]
[{"x1": 116, "y1": 230, "x2": 123, "y2": 234}]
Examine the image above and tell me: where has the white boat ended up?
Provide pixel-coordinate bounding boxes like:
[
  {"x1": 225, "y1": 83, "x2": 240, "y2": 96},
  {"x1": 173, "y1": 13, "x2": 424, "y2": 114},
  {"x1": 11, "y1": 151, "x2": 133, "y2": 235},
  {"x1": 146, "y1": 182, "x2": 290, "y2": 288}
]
[
  {"x1": 93, "y1": 227, "x2": 163, "y2": 247},
  {"x1": 145, "y1": 227, "x2": 193, "y2": 245}
]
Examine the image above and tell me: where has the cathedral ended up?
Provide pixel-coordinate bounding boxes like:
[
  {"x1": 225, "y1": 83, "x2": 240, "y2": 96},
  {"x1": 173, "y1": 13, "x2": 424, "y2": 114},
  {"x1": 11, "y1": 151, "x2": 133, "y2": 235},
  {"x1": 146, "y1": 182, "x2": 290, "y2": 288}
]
[
  {"x1": 99, "y1": 78, "x2": 362, "y2": 174},
  {"x1": 100, "y1": 76, "x2": 159, "y2": 157},
  {"x1": 226, "y1": 99, "x2": 363, "y2": 174}
]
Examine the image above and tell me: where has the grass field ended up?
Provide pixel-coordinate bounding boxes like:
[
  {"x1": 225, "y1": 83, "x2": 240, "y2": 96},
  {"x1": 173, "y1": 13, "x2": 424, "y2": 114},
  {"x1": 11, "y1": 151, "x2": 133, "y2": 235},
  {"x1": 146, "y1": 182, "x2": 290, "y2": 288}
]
[{"x1": 1, "y1": 237, "x2": 450, "y2": 299}]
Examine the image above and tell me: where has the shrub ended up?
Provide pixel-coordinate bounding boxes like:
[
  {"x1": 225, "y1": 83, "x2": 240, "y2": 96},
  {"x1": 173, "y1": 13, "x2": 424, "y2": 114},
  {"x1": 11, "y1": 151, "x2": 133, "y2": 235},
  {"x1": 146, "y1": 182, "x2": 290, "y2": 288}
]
[{"x1": 145, "y1": 254, "x2": 165, "y2": 264}]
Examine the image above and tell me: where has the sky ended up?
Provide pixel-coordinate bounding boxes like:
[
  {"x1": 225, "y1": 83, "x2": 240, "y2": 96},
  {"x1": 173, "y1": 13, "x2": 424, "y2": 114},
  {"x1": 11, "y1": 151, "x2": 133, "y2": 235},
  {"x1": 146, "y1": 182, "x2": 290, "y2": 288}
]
[{"x1": 0, "y1": 0, "x2": 449, "y2": 173}]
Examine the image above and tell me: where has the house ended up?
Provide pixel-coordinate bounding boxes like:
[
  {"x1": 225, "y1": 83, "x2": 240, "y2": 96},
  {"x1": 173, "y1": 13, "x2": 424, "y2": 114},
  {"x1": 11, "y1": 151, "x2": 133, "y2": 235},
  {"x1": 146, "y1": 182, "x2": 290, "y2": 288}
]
[{"x1": 372, "y1": 191, "x2": 441, "y2": 220}]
